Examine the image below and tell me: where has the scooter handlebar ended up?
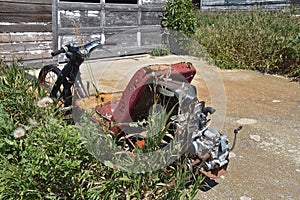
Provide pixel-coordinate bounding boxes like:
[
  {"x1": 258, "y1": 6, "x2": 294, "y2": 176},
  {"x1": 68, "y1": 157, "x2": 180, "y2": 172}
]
[
  {"x1": 51, "y1": 40, "x2": 115, "y2": 57},
  {"x1": 51, "y1": 48, "x2": 66, "y2": 57}
]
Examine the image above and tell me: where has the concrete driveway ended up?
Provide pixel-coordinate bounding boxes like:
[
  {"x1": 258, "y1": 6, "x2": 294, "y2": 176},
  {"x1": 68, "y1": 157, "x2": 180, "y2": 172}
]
[{"x1": 195, "y1": 65, "x2": 300, "y2": 200}]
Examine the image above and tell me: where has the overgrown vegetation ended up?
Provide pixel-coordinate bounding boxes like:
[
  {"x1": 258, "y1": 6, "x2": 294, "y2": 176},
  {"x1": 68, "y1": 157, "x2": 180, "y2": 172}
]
[
  {"x1": 162, "y1": 0, "x2": 197, "y2": 36},
  {"x1": 194, "y1": 9, "x2": 300, "y2": 78},
  {"x1": 0, "y1": 61, "x2": 203, "y2": 199}
]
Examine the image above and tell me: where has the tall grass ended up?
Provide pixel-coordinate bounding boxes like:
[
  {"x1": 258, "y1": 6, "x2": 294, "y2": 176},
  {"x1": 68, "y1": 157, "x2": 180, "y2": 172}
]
[
  {"x1": 194, "y1": 9, "x2": 300, "y2": 78},
  {"x1": 0, "y1": 61, "x2": 41, "y2": 125}
]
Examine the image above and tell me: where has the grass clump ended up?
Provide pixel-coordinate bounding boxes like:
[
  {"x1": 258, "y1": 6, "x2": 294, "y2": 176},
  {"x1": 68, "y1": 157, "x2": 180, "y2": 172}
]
[
  {"x1": 194, "y1": 9, "x2": 300, "y2": 78},
  {"x1": 0, "y1": 61, "x2": 41, "y2": 125}
]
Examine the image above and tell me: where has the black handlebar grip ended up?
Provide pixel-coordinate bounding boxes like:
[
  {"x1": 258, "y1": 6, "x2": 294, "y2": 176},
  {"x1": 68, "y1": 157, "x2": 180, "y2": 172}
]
[{"x1": 51, "y1": 48, "x2": 65, "y2": 57}]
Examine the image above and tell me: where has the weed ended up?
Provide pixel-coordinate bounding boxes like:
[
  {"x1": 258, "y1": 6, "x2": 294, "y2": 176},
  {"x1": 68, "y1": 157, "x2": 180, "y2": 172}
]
[
  {"x1": 149, "y1": 48, "x2": 169, "y2": 56},
  {"x1": 162, "y1": 0, "x2": 197, "y2": 36}
]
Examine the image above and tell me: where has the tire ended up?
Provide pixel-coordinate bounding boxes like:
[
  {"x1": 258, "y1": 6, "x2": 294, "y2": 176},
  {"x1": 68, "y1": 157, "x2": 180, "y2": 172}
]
[{"x1": 38, "y1": 64, "x2": 64, "y2": 106}]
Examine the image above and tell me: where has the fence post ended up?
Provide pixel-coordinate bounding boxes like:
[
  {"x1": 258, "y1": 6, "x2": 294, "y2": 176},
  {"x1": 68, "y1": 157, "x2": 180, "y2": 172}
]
[{"x1": 52, "y1": 0, "x2": 58, "y2": 52}]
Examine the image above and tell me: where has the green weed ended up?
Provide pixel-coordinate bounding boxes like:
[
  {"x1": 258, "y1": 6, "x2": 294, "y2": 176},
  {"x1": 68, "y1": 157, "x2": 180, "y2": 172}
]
[
  {"x1": 162, "y1": 0, "x2": 197, "y2": 36},
  {"x1": 149, "y1": 48, "x2": 169, "y2": 57}
]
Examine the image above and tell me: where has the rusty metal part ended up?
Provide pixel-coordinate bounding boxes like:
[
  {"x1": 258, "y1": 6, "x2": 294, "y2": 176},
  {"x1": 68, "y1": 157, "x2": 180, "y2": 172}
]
[
  {"x1": 199, "y1": 165, "x2": 228, "y2": 179},
  {"x1": 190, "y1": 152, "x2": 211, "y2": 167}
]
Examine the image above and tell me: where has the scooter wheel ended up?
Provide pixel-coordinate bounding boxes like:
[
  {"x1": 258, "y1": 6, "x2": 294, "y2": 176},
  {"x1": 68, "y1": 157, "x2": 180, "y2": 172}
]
[{"x1": 38, "y1": 64, "x2": 63, "y2": 104}]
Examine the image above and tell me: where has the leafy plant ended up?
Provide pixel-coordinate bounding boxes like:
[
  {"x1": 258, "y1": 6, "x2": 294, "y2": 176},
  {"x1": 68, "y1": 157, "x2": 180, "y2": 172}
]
[
  {"x1": 162, "y1": 0, "x2": 197, "y2": 36},
  {"x1": 149, "y1": 48, "x2": 169, "y2": 56}
]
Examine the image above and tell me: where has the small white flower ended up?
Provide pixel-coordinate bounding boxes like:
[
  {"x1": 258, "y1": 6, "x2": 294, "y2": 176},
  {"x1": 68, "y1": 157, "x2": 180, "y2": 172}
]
[
  {"x1": 13, "y1": 127, "x2": 26, "y2": 139},
  {"x1": 49, "y1": 118, "x2": 57, "y2": 124},
  {"x1": 37, "y1": 97, "x2": 54, "y2": 108},
  {"x1": 29, "y1": 118, "x2": 38, "y2": 127},
  {"x1": 24, "y1": 125, "x2": 31, "y2": 131}
]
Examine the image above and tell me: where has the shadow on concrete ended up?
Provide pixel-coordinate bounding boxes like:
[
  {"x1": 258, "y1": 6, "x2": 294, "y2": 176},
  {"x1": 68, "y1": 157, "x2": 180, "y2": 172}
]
[{"x1": 199, "y1": 177, "x2": 219, "y2": 192}]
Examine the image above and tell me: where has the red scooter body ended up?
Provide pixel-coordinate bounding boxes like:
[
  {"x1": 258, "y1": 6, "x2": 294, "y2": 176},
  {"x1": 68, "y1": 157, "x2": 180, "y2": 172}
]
[{"x1": 94, "y1": 62, "x2": 196, "y2": 134}]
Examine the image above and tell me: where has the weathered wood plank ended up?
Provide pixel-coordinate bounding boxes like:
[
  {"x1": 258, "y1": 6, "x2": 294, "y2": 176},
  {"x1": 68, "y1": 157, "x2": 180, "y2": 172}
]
[
  {"x1": 106, "y1": 31, "x2": 138, "y2": 46},
  {"x1": 59, "y1": 33, "x2": 102, "y2": 47},
  {"x1": 104, "y1": 26, "x2": 142, "y2": 32},
  {"x1": 105, "y1": 4, "x2": 139, "y2": 11},
  {"x1": 58, "y1": 25, "x2": 142, "y2": 35},
  {"x1": 0, "y1": 13, "x2": 51, "y2": 23},
  {"x1": 0, "y1": 41, "x2": 52, "y2": 53},
  {"x1": 0, "y1": 24, "x2": 52, "y2": 33},
  {"x1": 58, "y1": 2, "x2": 102, "y2": 11},
  {"x1": 60, "y1": 33, "x2": 138, "y2": 48},
  {"x1": 0, "y1": 0, "x2": 51, "y2": 4},
  {"x1": 59, "y1": 26, "x2": 146, "y2": 36},
  {"x1": 21, "y1": 59, "x2": 56, "y2": 68},
  {"x1": 105, "y1": 0, "x2": 138, "y2": 4},
  {"x1": 1, "y1": 52, "x2": 52, "y2": 61},
  {"x1": 60, "y1": 10, "x2": 102, "y2": 28},
  {"x1": 105, "y1": 10, "x2": 138, "y2": 26},
  {"x1": 4, "y1": 58, "x2": 55, "y2": 68},
  {"x1": 52, "y1": 0, "x2": 59, "y2": 52},
  {"x1": 141, "y1": 11, "x2": 163, "y2": 25},
  {"x1": 0, "y1": 2, "x2": 51, "y2": 14},
  {"x1": 141, "y1": 26, "x2": 162, "y2": 46},
  {"x1": 58, "y1": 2, "x2": 141, "y2": 11},
  {"x1": 0, "y1": 33, "x2": 52, "y2": 43},
  {"x1": 142, "y1": 0, "x2": 167, "y2": 5},
  {"x1": 141, "y1": 5, "x2": 164, "y2": 12},
  {"x1": 59, "y1": 27, "x2": 104, "y2": 35}
]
